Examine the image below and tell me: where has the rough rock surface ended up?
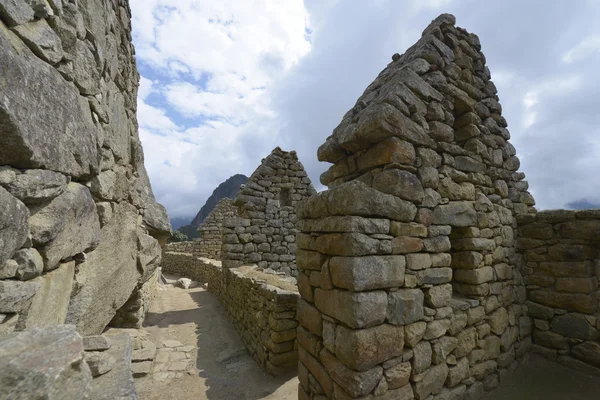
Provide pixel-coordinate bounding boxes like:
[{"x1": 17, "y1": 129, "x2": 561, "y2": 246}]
[
  {"x1": 0, "y1": 0, "x2": 170, "y2": 337},
  {"x1": 297, "y1": 14, "x2": 536, "y2": 400},
  {"x1": 0, "y1": 325, "x2": 92, "y2": 399},
  {"x1": 222, "y1": 147, "x2": 316, "y2": 275}
]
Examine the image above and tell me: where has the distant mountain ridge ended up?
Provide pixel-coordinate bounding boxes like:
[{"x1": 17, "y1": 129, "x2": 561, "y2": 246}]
[
  {"x1": 173, "y1": 174, "x2": 248, "y2": 240},
  {"x1": 191, "y1": 174, "x2": 248, "y2": 226}
]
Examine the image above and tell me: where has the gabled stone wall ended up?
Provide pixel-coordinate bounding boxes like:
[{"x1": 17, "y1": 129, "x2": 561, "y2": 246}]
[
  {"x1": 197, "y1": 198, "x2": 236, "y2": 259},
  {"x1": 518, "y1": 210, "x2": 600, "y2": 373},
  {"x1": 0, "y1": 0, "x2": 170, "y2": 336},
  {"x1": 296, "y1": 14, "x2": 534, "y2": 400},
  {"x1": 221, "y1": 147, "x2": 316, "y2": 276},
  {"x1": 166, "y1": 198, "x2": 236, "y2": 259}
]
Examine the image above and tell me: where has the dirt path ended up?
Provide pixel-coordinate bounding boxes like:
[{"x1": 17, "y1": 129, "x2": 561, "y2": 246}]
[{"x1": 135, "y1": 278, "x2": 298, "y2": 400}]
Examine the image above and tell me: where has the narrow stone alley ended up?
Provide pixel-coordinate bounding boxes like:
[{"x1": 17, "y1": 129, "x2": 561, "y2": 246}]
[{"x1": 135, "y1": 275, "x2": 298, "y2": 400}]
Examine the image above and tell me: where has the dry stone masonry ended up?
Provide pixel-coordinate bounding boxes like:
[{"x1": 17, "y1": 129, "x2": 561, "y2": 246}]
[
  {"x1": 166, "y1": 198, "x2": 237, "y2": 259},
  {"x1": 296, "y1": 14, "x2": 536, "y2": 400},
  {"x1": 518, "y1": 210, "x2": 600, "y2": 373},
  {"x1": 162, "y1": 251, "x2": 300, "y2": 375},
  {"x1": 0, "y1": 0, "x2": 171, "y2": 340},
  {"x1": 222, "y1": 147, "x2": 316, "y2": 276}
]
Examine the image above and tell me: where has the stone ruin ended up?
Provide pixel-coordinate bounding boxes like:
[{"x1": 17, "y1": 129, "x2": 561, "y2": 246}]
[
  {"x1": 295, "y1": 13, "x2": 599, "y2": 400},
  {"x1": 166, "y1": 198, "x2": 237, "y2": 260},
  {"x1": 0, "y1": 0, "x2": 170, "y2": 397},
  {"x1": 222, "y1": 147, "x2": 316, "y2": 275},
  {"x1": 1, "y1": 3, "x2": 599, "y2": 399}
]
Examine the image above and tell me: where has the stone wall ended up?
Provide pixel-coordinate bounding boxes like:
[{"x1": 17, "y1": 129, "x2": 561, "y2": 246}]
[
  {"x1": 296, "y1": 14, "x2": 533, "y2": 400},
  {"x1": 518, "y1": 210, "x2": 600, "y2": 373},
  {"x1": 197, "y1": 198, "x2": 236, "y2": 259},
  {"x1": 161, "y1": 251, "x2": 299, "y2": 374},
  {"x1": 0, "y1": 0, "x2": 171, "y2": 336},
  {"x1": 0, "y1": 325, "x2": 138, "y2": 399},
  {"x1": 221, "y1": 147, "x2": 316, "y2": 276},
  {"x1": 166, "y1": 198, "x2": 236, "y2": 259}
]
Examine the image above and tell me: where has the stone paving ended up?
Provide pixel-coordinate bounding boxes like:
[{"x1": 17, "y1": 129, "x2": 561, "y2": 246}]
[{"x1": 151, "y1": 339, "x2": 197, "y2": 382}]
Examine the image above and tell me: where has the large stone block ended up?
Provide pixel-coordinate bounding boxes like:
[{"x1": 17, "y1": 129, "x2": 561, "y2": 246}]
[
  {"x1": 315, "y1": 233, "x2": 380, "y2": 256},
  {"x1": 329, "y1": 255, "x2": 405, "y2": 291},
  {"x1": 529, "y1": 290, "x2": 597, "y2": 314},
  {"x1": 17, "y1": 261, "x2": 74, "y2": 330},
  {"x1": 0, "y1": 325, "x2": 92, "y2": 399},
  {"x1": 320, "y1": 348, "x2": 383, "y2": 398},
  {"x1": 0, "y1": 186, "x2": 29, "y2": 265},
  {"x1": 335, "y1": 324, "x2": 404, "y2": 371},
  {"x1": 2, "y1": 169, "x2": 68, "y2": 205},
  {"x1": 66, "y1": 202, "x2": 140, "y2": 335},
  {"x1": 29, "y1": 182, "x2": 100, "y2": 271},
  {"x1": 0, "y1": 22, "x2": 98, "y2": 177},
  {"x1": 551, "y1": 313, "x2": 600, "y2": 341},
  {"x1": 387, "y1": 289, "x2": 424, "y2": 325},
  {"x1": 315, "y1": 288, "x2": 387, "y2": 329},
  {"x1": 433, "y1": 202, "x2": 477, "y2": 227}
]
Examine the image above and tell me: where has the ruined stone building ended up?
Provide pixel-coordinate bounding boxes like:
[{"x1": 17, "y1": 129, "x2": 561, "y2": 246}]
[
  {"x1": 0, "y1": 0, "x2": 170, "y2": 397},
  {"x1": 295, "y1": 13, "x2": 599, "y2": 400},
  {"x1": 166, "y1": 198, "x2": 237, "y2": 259},
  {"x1": 221, "y1": 147, "x2": 316, "y2": 275}
]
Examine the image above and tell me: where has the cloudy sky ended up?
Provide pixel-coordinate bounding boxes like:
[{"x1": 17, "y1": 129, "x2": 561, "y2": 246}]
[{"x1": 129, "y1": 0, "x2": 600, "y2": 222}]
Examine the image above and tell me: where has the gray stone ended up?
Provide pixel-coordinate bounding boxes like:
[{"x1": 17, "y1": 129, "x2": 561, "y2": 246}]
[
  {"x1": 321, "y1": 348, "x2": 382, "y2": 397},
  {"x1": 177, "y1": 278, "x2": 192, "y2": 289},
  {"x1": 132, "y1": 340, "x2": 156, "y2": 362},
  {"x1": 0, "y1": 259, "x2": 18, "y2": 279},
  {"x1": 85, "y1": 351, "x2": 116, "y2": 377},
  {"x1": 329, "y1": 255, "x2": 405, "y2": 291},
  {"x1": 17, "y1": 261, "x2": 74, "y2": 329},
  {"x1": 412, "y1": 341, "x2": 432, "y2": 374},
  {"x1": 3, "y1": 169, "x2": 68, "y2": 204},
  {"x1": 0, "y1": 0, "x2": 34, "y2": 26},
  {"x1": 83, "y1": 335, "x2": 111, "y2": 351},
  {"x1": 551, "y1": 313, "x2": 599, "y2": 341},
  {"x1": 0, "y1": 24, "x2": 98, "y2": 177},
  {"x1": 29, "y1": 182, "x2": 101, "y2": 270},
  {"x1": 143, "y1": 200, "x2": 172, "y2": 238},
  {"x1": 433, "y1": 202, "x2": 477, "y2": 227},
  {"x1": 315, "y1": 288, "x2": 387, "y2": 329},
  {"x1": 0, "y1": 279, "x2": 39, "y2": 313},
  {"x1": 387, "y1": 289, "x2": 425, "y2": 325},
  {"x1": 13, "y1": 248, "x2": 43, "y2": 280},
  {"x1": 572, "y1": 341, "x2": 600, "y2": 368},
  {"x1": 372, "y1": 169, "x2": 425, "y2": 203},
  {"x1": 413, "y1": 363, "x2": 448, "y2": 399},
  {"x1": 0, "y1": 325, "x2": 92, "y2": 399},
  {"x1": 66, "y1": 202, "x2": 140, "y2": 336},
  {"x1": 11, "y1": 18, "x2": 63, "y2": 64},
  {"x1": 0, "y1": 186, "x2": 29, "y2": 265},
  {"x1": 335, "y1": 324, "x2": 404, "y2": 372},
  {"x1": 90, "y1": 332, "x2": 138, "y2": 399},
  {"x1": 71, "y1": 39, "x2": 100, "y2": 95}
]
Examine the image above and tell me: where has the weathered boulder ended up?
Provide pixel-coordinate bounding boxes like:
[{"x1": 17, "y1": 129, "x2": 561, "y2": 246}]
[
  {"x1": 88, "y1": 332, "x2": 137, "y2": 399},
  {"x1": 84, "y1": 351, "x2": 116, "y2": 377},
  {"x1": 11, "y1": 18, "x2": 63, "y2": 64},
  {"x1": 29, "y1": 182, "x2": 100, "y2": 270},
  {"x1": 0, "y1": 186, "x2": 29, "y2": 265},
  {"x1": 66, "y1": 202, "x2": 140, "y2": 335},
  {"x1": 0, "y1": 325, "x2": 92, "y2": 399},
  {"x1": 0, "y1": 22, "x2": 98, "y2": 178},
  {"x1": 17, "y1": 261, "x2": 74, "y2": 330},
  {"x1": 0, "y1": 279, "x2": 39, "y2": 313},
  {"x1": 142, "y1": 200, "x2": 172, "y2": 239},
  {"x1": 0, "y1": 0, "x2": 34, "y2": 27},
  {"x1": 1, "y1": 169, "x2": 68, "y2": 204},
  {"x1": 13, "y1": 247, "x2": 44, "y2": 280}
]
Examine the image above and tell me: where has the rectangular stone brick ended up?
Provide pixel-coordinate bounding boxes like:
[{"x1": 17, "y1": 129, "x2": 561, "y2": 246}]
[
  {"x1": 298, "y1": 347, "x2": 333, "y2": 397},
  {"x1": 329, "y1": 255, "x2": 405, "y2": 291},
  {"x1": 450, "y1": 251, "x2": 483, "y2": 269},
  {"x1": 453, "y1": 267, "x2": 494, "y2": 284},
  {"x1": 529, "y1": 290, "x2": 598, "y2": 314},
  {"x1": 297, "y1": 299, "x2": 323, "y2": 336},
  {"x1": 297, "y1": 249, "x2": 326, "y2": 271},
  {"x1": 555, "y1": 277, "x2": 598, "y2": 294},
  {"x1": 335, "y1": 324, "x2": 404, "y2": 372},
  {"x1": 315, "y1": 288, "x2": 387, "y2": 329},
  {"x1": 537, "y1": 261, "x2": 593, "y2": 278}
]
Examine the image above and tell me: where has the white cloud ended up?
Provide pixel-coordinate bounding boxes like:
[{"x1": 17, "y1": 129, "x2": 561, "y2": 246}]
[
  {"x1": 562, "y1": 35, "x2": 600, "y2": 63},
  {"x1": 130, "y1": 0, "x2": 600, "y2": 218}
]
